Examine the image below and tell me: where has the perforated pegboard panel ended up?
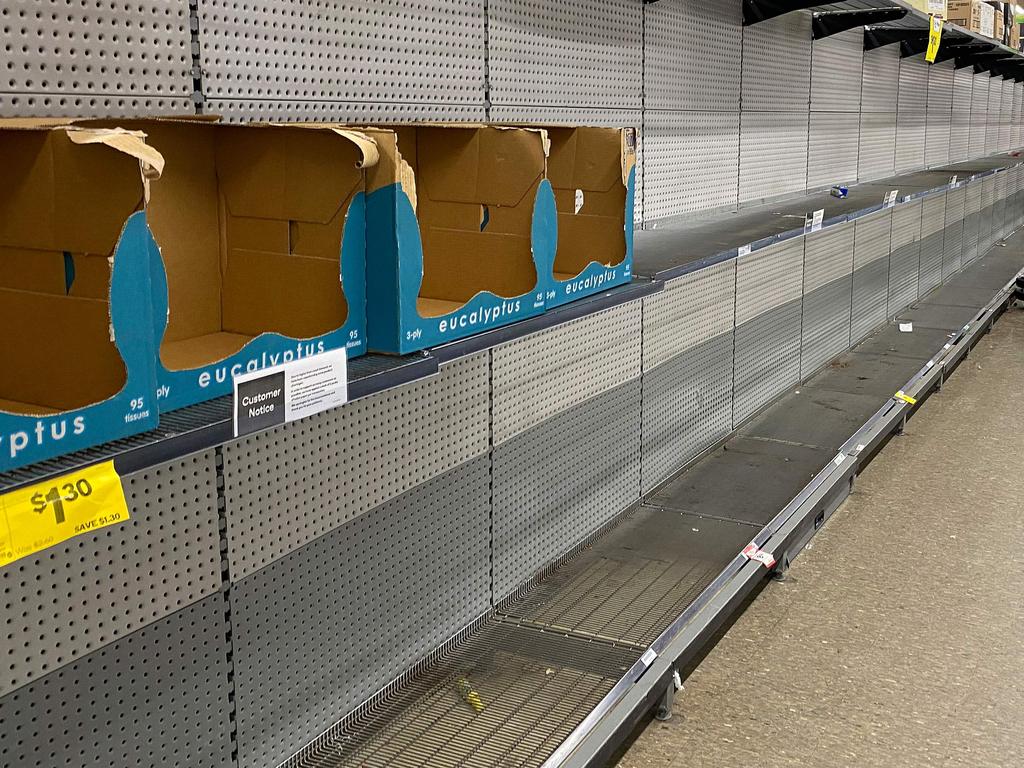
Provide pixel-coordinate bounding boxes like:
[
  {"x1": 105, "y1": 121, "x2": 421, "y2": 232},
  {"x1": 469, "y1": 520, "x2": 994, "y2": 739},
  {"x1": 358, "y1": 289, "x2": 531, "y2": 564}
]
[
  {"x1": 895, "y1": 110, "x2": 926, "y2": 174},
  {"x1": 801, "y1": 225, "x2": 854, "y2": 378},
  {"x1": 643, "y1": 260, "x2": 736, "y2": 372},
  {"x1": 896, "y1": 56, "x2": 928, "y2": 113},
  {"x1": 986, "y1": 76, "x2": 1003, "y2": 152},
  {"x1": 739, "y1": 111, "x2": 809, "y2": 202},
  {"x1": 918, "y1": 194, "x2": 946, "y2": 297},
  {"x1": 733, "y1": 298, "x2": 803, "y2": 426},
  {"x1": 1014, "y1": 84, "x2": 1023, "y2": 150},
  {"x1": 809, "y1": 26, "x2": 863, "y2": 112},
  {"x1": 645, "y1": 0, "x2": 741, "y2": 111},
  {"x1": 927, "y1": 60, "x2": 954, "y2": 113},
  {"x1": 0, "y1": 0, "x2": 193, "y2": 118},
  {"x1": 949, "y1": 66, "x2": 973, "y2": 163},
  {"x1": 861, "y1": 45, "x2": 900, "y2": 113},
  {"x1": 858, "y1": 110, "x2": 897, "y2": 181},
  {"x1": 925, "y1": 116, "x2": 951, "y2": 169},
  {"x1": 642, "y1": 331, "x2": 734, "y2": 495},
  {"x1": 742, "y1": 11, "x2": 811, "y2": 111},
  {"x1": 203, "y1": 100, "x2": 487, "y2": 124},
  {"x1": 230, "y1": 456, "x2": 491, "y2": 768},
  {"x1": 222, "y1": 353, "x2": 489, "y2": 582},
  {"x1": 488, "y1": 0, "x2": 642, "y2": 109},
  {"x1": 980, "y1": 176, "x2": 995, "y2": 253},
  {"x1": 197, "y1": 0, "x2": 485, "y2": 115},
  {"x1": 888, "y1": 199, "x2": 923, "y2": 314},
  {"x1": 963, "y1": 182, "x2": 981, "y2": 265},
  {"x1": 942, "y1": 187, "x2": 965, "y2": 280},
  {"x1": 1000, "y1": 78, "x2": 1013, "y2": 152},
  {"x1": 807, "y1": 111, "x2": 859, "y2": 190},
  {"x1": 492, "y1": 380, "x2": 641, "y2": 601},
  {"x1": 851, "y1": 210, "x2": 891, "y2": 343},
  {"x1": 0, "y1": 594, "x2": 234, "y2": 768},
  {"x1": 736, "y1": 237, "x2": 805, "y2": 325},
  {"x1": 970, "y1": 74, "x2": 989, "y2": 159},
  {"x1": 490, "y1": 105, "x2": 644, "y2": 224},
  {"x1": 491, "y1": 301, "x2": 641, "y2": 445},
  {"x1": 994, "y1": 171, "x2": 1009, "y2": 241},
  {"x1": 1, "y1": 452, "x2": 221, "y2": 699},
  {"x1": 644, "y1": 110, "x2": 740, "y2": 219}
]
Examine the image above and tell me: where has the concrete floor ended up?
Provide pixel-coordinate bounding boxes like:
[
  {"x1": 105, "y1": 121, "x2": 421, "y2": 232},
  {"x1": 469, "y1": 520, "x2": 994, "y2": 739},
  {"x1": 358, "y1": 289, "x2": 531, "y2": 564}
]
[{"x1": 617, "y1": 306, "x2": 1024, "y2": 768}]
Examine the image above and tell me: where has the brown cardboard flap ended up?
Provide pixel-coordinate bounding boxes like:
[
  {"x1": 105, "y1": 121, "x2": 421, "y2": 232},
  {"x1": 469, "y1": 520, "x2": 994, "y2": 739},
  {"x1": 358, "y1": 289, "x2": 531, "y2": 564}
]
[
  {"x1": 0, "y1": 288, "x2": 125, "y2": 411},
  {"x1": 216, "y1": 125, "x2": 365, "y2": 225},
  {"x1": 546, "y1": 127, "x2": 624, "y2": 194},
  {"x1": 0, "y1": 247, "x2": 66, "y2": 294},
  {"x1": 420, "y1": 229, "x2": 536, "y2": 302},
  {"x1": 415, "y1": 126, "x2": 546, "y2": 208},
  {"x1": 553, "y1": 214, "x2": 626, "y2": 275},
  {"x1": 161, "y1": 332, "x2": 252, "y2": 371},
  {"x1": 222, "y1": 250, "x2": 348, "y2": 339},
  {"x1": 0, "y1": 128, "x2": 147, "y2": 257}
]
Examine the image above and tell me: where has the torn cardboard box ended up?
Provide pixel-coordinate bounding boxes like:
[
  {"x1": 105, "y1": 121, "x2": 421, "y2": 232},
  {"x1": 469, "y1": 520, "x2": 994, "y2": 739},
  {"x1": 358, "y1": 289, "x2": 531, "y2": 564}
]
[
  {"x1": 543, "y1": 126, "x2": 636, "y2": 308},
  {"x1": 363, "y1": 125, "x2": 556, "y2": 354},
  {"x1": 0, "y1": 122, "x2": 162, "y2": 471},
  {"x1": 91, "y1": 119, "x2": 375, "y2": 411}
]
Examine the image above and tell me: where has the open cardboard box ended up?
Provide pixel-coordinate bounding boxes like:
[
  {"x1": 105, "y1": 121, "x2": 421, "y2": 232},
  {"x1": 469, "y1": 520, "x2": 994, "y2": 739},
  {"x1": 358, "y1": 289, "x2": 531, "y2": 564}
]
[
  {"x1": 362, "y1": 125, "x2": 556, "y2": 354},
  {"x1": 88, "y1": 118, "x2": 377, "y2": 412},
  {"x1": 543, "y1": 126, "x2": 636, "y2": 308},
  {"x1": 0, "y1": 122, "x2": 162, "y2": 471}
]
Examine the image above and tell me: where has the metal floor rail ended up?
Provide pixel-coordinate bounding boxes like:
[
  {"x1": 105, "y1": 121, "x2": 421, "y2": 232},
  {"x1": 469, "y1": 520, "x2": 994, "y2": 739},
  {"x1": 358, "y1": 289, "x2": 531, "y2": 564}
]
[{"x1": 287, "y1": 244, "x2": 1024, "y2": 768}]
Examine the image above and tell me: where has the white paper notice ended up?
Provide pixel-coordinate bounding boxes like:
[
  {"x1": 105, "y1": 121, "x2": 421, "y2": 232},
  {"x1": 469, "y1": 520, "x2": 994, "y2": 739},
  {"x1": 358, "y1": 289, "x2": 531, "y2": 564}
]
[
  {"x1": 738, "y1": 244, "x2": 752, "y2": 257},
  {"x1": 233, "y1": 348, "x2": 348, "y2": 437},
  {"x1": 806, "y1": 209, "x2": 825, "y2": 233},
  {"x1": 885, "y1": 190, "x2": 899, "y2": 208},
  {"x1": 899, "y1": 322, "x2": 914, "y2": 333},
  {"x1": 574, "y1": 189, "x2": 584, "y2": 214}
]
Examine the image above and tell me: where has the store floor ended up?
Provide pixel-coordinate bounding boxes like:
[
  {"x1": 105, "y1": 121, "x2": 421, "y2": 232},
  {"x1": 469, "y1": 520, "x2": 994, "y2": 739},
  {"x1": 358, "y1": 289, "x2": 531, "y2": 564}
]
[{"x1": 616, "y1": 307, "x2": 1024, "y2": 768}]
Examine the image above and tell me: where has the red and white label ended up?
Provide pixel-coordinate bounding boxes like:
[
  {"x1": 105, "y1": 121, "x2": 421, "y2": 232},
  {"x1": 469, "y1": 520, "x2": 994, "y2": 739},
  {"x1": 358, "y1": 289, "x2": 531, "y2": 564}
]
[{"x1": 742, "y1": 543, "x2": 777, "y2": 570}]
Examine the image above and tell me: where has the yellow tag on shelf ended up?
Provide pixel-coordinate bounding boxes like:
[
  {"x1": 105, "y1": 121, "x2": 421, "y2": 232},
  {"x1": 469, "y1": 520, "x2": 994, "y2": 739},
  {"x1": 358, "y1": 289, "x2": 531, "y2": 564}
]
[
  {"x1": 894, "y1": 390, "x2": 918, "y2": 405},
  {"x1": 0, "y1": 461, "x2": 130, "y2": 568},
  {"x1": 926, "y1": 15, "x2": 943, "y2": 64}
]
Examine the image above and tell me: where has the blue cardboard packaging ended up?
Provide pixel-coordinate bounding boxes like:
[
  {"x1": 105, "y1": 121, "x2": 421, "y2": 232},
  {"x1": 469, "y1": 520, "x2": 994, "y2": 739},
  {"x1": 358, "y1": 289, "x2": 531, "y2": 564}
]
[
  {"x1": 543, "y1": 126, "x2": 636, "y2": 308},
  {"x1": 363, "y1": 125, "x2": 557, "y2": 354},
  {"x1": 0, "y1": 124, "x2": 163, "y2": 471},
  {"x1": 114, "y1": 120, "x2": 376, "y2": 412}
]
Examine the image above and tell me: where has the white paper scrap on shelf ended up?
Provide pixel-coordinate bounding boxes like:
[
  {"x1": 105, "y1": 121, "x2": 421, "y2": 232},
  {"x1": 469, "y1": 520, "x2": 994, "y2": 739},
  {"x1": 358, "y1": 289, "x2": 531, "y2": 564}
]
[{"x1": 899, "y1": 322, "x2": 914, "y2": 333}]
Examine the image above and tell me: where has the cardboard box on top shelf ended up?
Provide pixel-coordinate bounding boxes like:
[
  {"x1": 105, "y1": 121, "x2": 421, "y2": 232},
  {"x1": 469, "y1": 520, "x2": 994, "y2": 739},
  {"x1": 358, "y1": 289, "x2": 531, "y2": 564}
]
[
  {"x1": 542, "y1": 126, "x2": 636, "y2": 308},
  {"x1": 948, "y1": 0, "x2": 996, "y2": 37},
  {"x1": 362, "y1": 125, "x2": 556, "y2": 355},
  {"x1": 83, "y1": 118, "x2": 375, "y2": 413},
  {"x1": 993, "y1": 4, "x2": 1005, "y2": 42},
  {"x1": 907, "y1": 0, "x2": 948, "y2": 17},
  {"x1": 1010, "y1": 20, "x2": 1020, "y2": 49},
  {"x1": 0, "y1": 122, "x2": 162, "y2": 471}
]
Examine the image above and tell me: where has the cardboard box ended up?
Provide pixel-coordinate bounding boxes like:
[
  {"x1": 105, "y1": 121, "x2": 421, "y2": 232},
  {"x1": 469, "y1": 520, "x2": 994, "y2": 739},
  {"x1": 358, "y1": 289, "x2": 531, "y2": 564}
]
[
  {"x1": 544, "y1": 126, "x2": 636, "y2": 308},
  {"x1": 948, "y1": 0, "x2": 996, "y2": 37},
  {"x1": 907, "y1": 0, "x2": 948, "y2": 17},
  {"x1": 93, "y1": 119, "x2": 375, "y2": 412},
  {"x1": 0, "y1": 123, "x2": 162, "y2": 470},
  {"x1": 363, "y1": 125, "x2": 555, "y2": 354},
  {"x1": 994, "y1": 4, "x2": 1005, "y2": 41},
  {"x1": 1011, "y1": 21, "x2": 1020, "y2": 49}
]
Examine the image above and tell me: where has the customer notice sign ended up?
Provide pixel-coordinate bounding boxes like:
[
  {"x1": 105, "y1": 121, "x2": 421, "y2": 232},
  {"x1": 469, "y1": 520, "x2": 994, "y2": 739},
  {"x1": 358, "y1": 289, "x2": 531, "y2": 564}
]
[{"x1": 233, "y1": 348, "x2": 348, "y2": 437}]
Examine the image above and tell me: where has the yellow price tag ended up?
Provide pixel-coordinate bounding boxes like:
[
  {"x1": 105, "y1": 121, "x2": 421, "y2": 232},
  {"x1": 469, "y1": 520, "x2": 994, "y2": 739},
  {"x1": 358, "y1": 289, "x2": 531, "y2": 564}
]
[
  {"x1": 0, "y1": 461, "x2": 130, "y2": 568},
  {"x1": 894, "y1": 390, "x2": 918, "y2": 405},
  {"x1": 926, "y1": 15, "x2": 943, "y2": 64}
]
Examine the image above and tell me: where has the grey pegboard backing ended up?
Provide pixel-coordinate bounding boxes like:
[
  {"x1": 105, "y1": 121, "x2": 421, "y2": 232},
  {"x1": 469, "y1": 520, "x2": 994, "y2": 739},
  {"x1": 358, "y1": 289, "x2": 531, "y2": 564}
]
[
  {"x1": 643, "y1": 260, "x2": 736, "y2": 373},
  {"x1": 197, "y1": 0, "x2": 485, "y2": 112},
  {"x1": 943, "y1": 187, "x2": 966, "y2": 280},
  {"x1": 491, "y1": 301, "x2": 641, "y2": 445},
  {"x1": 918, "y1": 193, "x2": 946, "y2": 297},
  {"x1": 851, "y1": 210, "x2": 891, "y2": 343},
  {"x1": 804, "y1": 224, "x2": 854, "y2": 294},
  {"x1": 1000, "y1": 78, "x2": 1013, "y2": 152},
  {"x1": 202, "y1": 99, "x2": 487, "y2": 124},
  {"x1": 230, "y1": 456, "x2": 491, "y2": 768},
  {"x1": 994, "y1": 172, "x2": 1009, "y2": 241},
  {"x1": 0, "y1": 594, "x2": 234, "y2": 768},
  {"x1": 222, "y1": 353, "x2": 489, "y2": 582},
  {"x1": 801, "y1": 274, "x2": 853, "y2": 379},
  {"x1": 858, "y1": 110, "x2": 897, "y2": 181},
  {"x1": 861, "y1": 45, "x2": 900, "y2": 113},
  {"x1": 925, "y1": 117, "x2": 950, "y2": 169},
  {"x1": 733, "y1": 298, "x2": 802, "y2": 426},
  {"x1": 809, "y1": 27, "x2": 863, "y2": 112},
  {"x1": 970, "y1": 73, "x2": 989, "y2": 159},
  {"x1": 1, "y1": 451, "x2": 221, "y2": 699},
  {"x1": 739, "y1": 111, "x2": 809, "y2": 203},
  {"x1": 896, "y1": 56, "x2": 928, "y2": 114},
  {"x1": 887, "y1": 199, "x2": 923, "y2": 315},
  {"x1": 736, "y1": 237, "x2": 805, "y2": 326},
  {"x1": 645, "y1": 0, "x2": 742, "y2": 111},
  {"x1": 488, "y1": 0, "x2": 642, "y2": 109},
  {"x1": 0, "y1": 0, "x2": 193, "y2": 118},
  {"x1": 644, "y1": 110, "x2": 740, "y2": 219},
  {"x1": 492, "y1": 380, "x2": 641, "y2": 602},
  {"x1": 950, "y1": 66, "x2": 973, "y2": 163},
  {"x1": 641, "y1": 331, "x2": 734, "y2": 495},
  {"x1": 926, "y1": 60, "x2": 954, "y2": 114},
  {"x1": 921, "y1": 191, "x2": 946, "y2": 237},
  {"x1": 741, "y1": 11, "x2": 812, "y2": 111},
  {"x1": 807, "y1": 111, "x2": 859, "y2": 190},
  {"x1": 980, "y1": 177, "x2": 995, "y2": 253},
  {"x1": 985, "y1": 77, "x2": 1002, "y2": 152},
  {"x1": 1014, "y1": 84, "x2": 1023, "y2": 149},
  {"x1": 895, "y1": 110, "x2": 926, "y2": 174},
  {"x1": 490, "y1": 105, "x2": 644, "y2": 224}
]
